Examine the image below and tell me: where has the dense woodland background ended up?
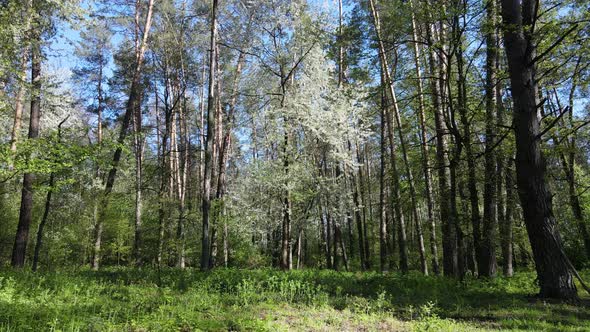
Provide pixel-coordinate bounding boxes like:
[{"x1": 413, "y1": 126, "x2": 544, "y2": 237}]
[{"x1": 1, "y1": 0, "x2": 590, "y2": 305}]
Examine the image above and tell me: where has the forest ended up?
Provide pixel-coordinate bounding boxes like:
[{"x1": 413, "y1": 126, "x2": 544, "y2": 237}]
[{"x1": 1, "y1": 0, "x2": 590, "y2": 330}]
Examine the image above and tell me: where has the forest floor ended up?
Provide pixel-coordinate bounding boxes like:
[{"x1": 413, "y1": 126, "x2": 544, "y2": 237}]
[{"x1": 0, "y1": 267, "x2": 589, "y2": 331}]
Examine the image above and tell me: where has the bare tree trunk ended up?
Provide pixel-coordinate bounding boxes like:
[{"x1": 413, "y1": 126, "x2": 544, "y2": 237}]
[
  {"x1": 9, "y1": 0, "x2": 32, "y2": 156},
  {"x1": 501, "y1": 0, "x2": 577, "y2": 299},
  {"x1": 550, "y1": 80, "x2": 590, "y2": 259},
  {"x1": 369, "y1": 0, "x2": 408, "y2": 273},
  {"x1": 379, "y1": 87, "x2": 389, "y2": 273},
  {"x1": 92, "y1": 0, "x2": 154, "y2": 270},
  {"x1": 11, "y1": 13, "x2": 41, "y2": 268},
  {"x1": 481, "y1": 0, "x2": 499, "y2": 278},
  {"x1": 201, "y1": 0, "x2": 218, "y2": 270},
  {"x1": 353, "y1": 143, "x2": 366, "y2": 270},
  {"x1": 132, "y1": 84, "x2": 144, "y2": 267},
  {"x1": 280, "y1": 117, "x2": 292, "y2": 271},
  {"x1": 155, "y1": 86, "x2": 167, "y2": 267},
  {"x1": 10, "y1": 49, "x2": 29, "y2": 154},
  {"x1": 362, "y1": 145, "x2": 372, "y2": 269},
  {"x1": 425, "y1": 15, "x2": 457, "y2": 277},
  {"x1": 410, "y1": 3, "x2": 439, "y2": 275},
  {"x1": 501, "y1": 158, "x2": 514, "y2": 276},
  {"x1": 32, "y1": 118, "x2": 68, "y2": 271},
  {"x1": 32, "y1": 175, "x2": 53, "y2": 271},
  {"x1": 296, "y1": 228, "x2": 303, "y2": 269}
]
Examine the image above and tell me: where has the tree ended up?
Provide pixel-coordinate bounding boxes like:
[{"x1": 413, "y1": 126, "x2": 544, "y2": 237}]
[
  {"x1": 500, "y1": 0, "x2": 577, "y2": 299},
  {"x1": 91, "y1": 0, "x2": 154, "y2": 270},
  {"x1": 11, "y1": 0, "x2": 41, "y2": 268}
]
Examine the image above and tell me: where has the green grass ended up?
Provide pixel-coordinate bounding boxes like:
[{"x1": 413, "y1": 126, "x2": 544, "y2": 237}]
[{"x1": 0, "y1": 268, "x2": 588, "y2": 331}]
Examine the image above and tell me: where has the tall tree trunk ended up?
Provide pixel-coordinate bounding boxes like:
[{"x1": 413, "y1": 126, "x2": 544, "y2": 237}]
[
  {"x1": 280, "y1": 117, "x2": 292, "y2": 271},
  {"x1": 201, "y1": 0, "x2": 218, "y2": 270},
  {"x1": 379, "y1": 89, "x2": 389, "y2": 273},
  {"x1": 91, "y1": 0, "x2": 154, "y2": 270},
  {"x1": 353, "y1": 144, "x2": 366, "y2": 270},
  {"x1": 155, "y1": 86, "x2": 167, "y2": 267},
  {"x1": 32, "y1": 117, "x2": 67, "y2": 271},
  {"x1": 132, "y1": 85, "x2": 144, "y2": 267},
  {"x1": 425, "y1": 15, "x2": 458, "y2": 277},
  {"x1": 9, "y1": 0, "x2": 32, "y2": 156},
  {"x1": 550, "y1": 81, "x2": 590, "y2": 259},
  {"x1": 451, "y1": 2, "x2": 484, "y2": 277},
  {"x1": 410, "y1": 3, "x2": 439, "y2": 275},
  {"x1": 11, "y1": 13, "x2": 41, "y2": 268},
  {"x1": 501, "y1": 0, "x2": 577, "y2": 299},
  {"x1": 362, "y1": 145, "x2": 372, "y2": 268},
  {"x1": 501, "y1": 158, "x2": 514, "y2": 276},
  {"x1": 10, "y1": 49, "x2": 29, "y2": 155},
  {"x1": 369, "y1": 0, "x2": 408, "y2": 273},
  {"x1": 32, "y1": 172, "x2": 53, "y2": 272},
  {"x1": 481, "y1": 0, "x2": 499, "y2": 278}
]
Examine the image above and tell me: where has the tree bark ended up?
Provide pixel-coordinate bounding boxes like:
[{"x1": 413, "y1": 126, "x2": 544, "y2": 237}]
[
  {"x1": 369, "y1": 0, "x2": 408, "y2": 274},
  {"x1": 32, "y1": 117, "x2": 67, "y2": 271},
  {"x1": 410, "y1": 3, "x2": 439, "y2": 275},
  {"x1": 501, "y1": 158, "x2": 514, "y2": 276},
  {"x1": 379, "y1": 87, "x2": 389, "y2": 273},
  {"x1": 91, "y1": 0, "x2": 154, "y2": 270},
  {"x1": 481, "y1": 0, "x2": 499, "y2": 278},
  {"x1": 201, "y1": 0, "x2": 218, "y2": 270},
  {"x1": 11, "y1": 13, "x2": 41, "y2": 268},
  {"x1": 425, "y1": 15, "x2": 458, "y2": 277},
  {"x1": 500, "y1": 0, "x2": 577, "y2": 300},
  {"x1": 9, "y1": 0, "x2": 32, "y2": 156}
]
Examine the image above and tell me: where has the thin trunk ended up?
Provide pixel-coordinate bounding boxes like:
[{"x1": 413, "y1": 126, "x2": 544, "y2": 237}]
[
  {"x1": 155, "y1": 86, "x2": 167, "y2": 267},
  {"x1": 32, "y1": 118, "x2": 68, "y2": 271},
  {"x1": 410, "y1": 3, "x2": 439, "y2": 275},
  {"x1": 362, "y1": 145, "x2": 372, "y2": 268},
  {"x1": 481, "y1": 0, "x2": 499, "y2": 278},
  {"x1": 426, "y1": 13, "x2": 457, "y2": 277},
  {"x1": 92, "y1": 0, "x2": 154, "y2": 270},
  {"x1": 353, "y1": 143, "x2": 366, "y2": 270},
  {"x1": 280, "y1": 117, "x2": 292, "y2": 270},
  {"x1": 369, "y1": 0, "x2": 408, "y2": 273},
  {"x1": 502, "y1": 159, "x2": 514, "y2": 276},
  {"x1": 132, "y1": 84, "x2": 144, "y2": 267},
  {"x1": 379, "y1": 87, "x2": 389, "y2": 273},
  {"x1": 32, "y1": 174, "x2": 54, "y2": 271},
  {"x1": 10, "y1": 49, "x2": 29, "y2": 154},
  {"x1": 201, "y1": 0, "x2": 218, "y2": 270},
  {"x1": 296, "y1": 228, "x2": 303, "y2": 269}
]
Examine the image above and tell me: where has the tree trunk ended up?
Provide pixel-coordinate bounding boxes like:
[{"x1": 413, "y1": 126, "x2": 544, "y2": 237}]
[
  {"x1": 379, "y1": 90, "x2": 389, "y2": 273},
  {"x1": 32, "y1": 117, "x2": 68, "y2": 271},
  {"x1": 201, "y1": 0, "x2": 218, "y2": 270},
  {"x1": 368, "y1": 0, "x2": 408, "y2": 273},
  {"x1": 91, "y1": 0, "x2": 154, "y2": 270},
  {"x1": 501, "y1": 0, "x2": 577, "y2": 300},
  {"x1": 501, "y1": 159, "x2": 514, "y2": 276},
  {"x1": 410, "y1": 3, "x2": 439, "y2": 275},
  {"x1": 425, "y1": 16, "x2": 457, "y2": 277},
  {"x1": 32, "y1": 174, "x2": 53, "y2": 271},
  {"x1": 481, "y1": 0, "x2": 499, "y2": 278},
  {"x1": 280, "y1": 117, "x2": 292, "y2": 271},
  {"x1": 10, "y1": 49, "x2": 29, "y2": 154},
  {"x1": 352, "y1": 146, "x2": 366, "y2": 270},
  {"x1": 132, "y1": 82, "x2": 144, "y2": 267},
  {"x1": 11, "y1": 17, "x2": 41, "y2": 268}
]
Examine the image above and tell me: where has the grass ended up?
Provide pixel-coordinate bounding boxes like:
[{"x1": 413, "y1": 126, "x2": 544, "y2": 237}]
[{"x1": 0, "y1": 267, "x2": 588, "y2": 331}]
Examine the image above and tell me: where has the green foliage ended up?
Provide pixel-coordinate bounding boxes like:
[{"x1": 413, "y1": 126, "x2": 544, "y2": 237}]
[{"x1": 0, "y1": 268, "x2": 589, "y2": 331}]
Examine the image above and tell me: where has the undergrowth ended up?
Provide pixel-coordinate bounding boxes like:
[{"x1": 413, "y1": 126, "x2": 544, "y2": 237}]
[{"x1": 0, "y1": 268, "x2": 588, "y2": 331}]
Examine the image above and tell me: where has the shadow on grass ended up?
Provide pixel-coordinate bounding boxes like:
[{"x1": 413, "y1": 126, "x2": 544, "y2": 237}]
[{"x1": 1, "y1": 267, "x2": 589, "y2": 331}]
